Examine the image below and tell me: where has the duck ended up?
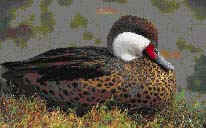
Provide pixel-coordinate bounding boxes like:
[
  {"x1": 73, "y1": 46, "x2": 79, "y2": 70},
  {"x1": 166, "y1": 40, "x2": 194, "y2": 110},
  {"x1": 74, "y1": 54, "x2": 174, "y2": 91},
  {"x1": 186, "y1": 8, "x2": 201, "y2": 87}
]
[{"x1": 0, "y1": 15, "x2": 176, "y2": 113}]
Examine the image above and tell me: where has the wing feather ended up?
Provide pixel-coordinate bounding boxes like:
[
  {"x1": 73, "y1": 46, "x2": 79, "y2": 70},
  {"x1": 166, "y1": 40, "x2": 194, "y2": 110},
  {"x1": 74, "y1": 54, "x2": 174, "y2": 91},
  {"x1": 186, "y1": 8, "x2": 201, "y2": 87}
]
[{"x1": 1, "y1": 47, "x2": 113, "y2": 81}]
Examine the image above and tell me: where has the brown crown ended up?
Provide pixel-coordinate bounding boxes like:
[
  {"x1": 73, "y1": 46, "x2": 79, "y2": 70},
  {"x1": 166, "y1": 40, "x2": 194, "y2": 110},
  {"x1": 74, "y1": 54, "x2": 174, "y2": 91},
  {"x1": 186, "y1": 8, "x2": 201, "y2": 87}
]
[{"x1": 107, "y1": 15, "x2": 158, "y2": 53}]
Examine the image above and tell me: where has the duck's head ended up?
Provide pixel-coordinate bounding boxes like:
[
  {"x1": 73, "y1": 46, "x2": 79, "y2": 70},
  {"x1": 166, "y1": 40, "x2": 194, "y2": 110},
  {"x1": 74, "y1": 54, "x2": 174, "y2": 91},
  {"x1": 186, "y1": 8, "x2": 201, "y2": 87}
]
[{"x1": 107, "y1": 15, "x2": 174, "y2": 70}]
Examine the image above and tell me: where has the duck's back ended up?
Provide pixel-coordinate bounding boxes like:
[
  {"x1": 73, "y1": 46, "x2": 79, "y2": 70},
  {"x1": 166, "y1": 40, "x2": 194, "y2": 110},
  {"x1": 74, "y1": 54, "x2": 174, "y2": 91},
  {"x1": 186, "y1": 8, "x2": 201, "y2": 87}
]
[{"x1": 1, "y1": 46, "x2": 126, "y2": 105}]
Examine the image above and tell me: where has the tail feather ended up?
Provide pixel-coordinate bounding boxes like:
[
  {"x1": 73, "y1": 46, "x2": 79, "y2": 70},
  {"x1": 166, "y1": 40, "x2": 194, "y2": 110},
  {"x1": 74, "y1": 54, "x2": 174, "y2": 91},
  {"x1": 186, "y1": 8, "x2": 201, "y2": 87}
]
[
  {"x1": 0, "y1": 64, "x2": 22, "y2": 96},
  {"x1": 1, "y1": 61, "x2": 23, "y2": 70},
  {"x1": 0, "y1": 64, "x2": 10, "y2": 96},
  {"x1": 0, "y1": 64, "x2": 8, "y2": 79},
  {"x1": 0, "y1": 62, "x2": 22, "y2": 80}
]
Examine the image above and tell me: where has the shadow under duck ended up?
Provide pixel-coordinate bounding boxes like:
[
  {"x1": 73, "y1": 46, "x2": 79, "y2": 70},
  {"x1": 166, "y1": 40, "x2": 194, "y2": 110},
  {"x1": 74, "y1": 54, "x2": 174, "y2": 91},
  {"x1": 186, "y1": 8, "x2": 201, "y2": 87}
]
[{"x1": 0, "y1": 15, "x2": 176, "y2": 114}]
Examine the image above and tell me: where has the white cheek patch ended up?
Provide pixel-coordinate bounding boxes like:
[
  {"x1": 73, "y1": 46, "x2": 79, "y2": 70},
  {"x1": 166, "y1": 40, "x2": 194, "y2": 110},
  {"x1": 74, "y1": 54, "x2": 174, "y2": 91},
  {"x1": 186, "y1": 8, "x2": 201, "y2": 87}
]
[
  {"x1": 134, "y1": 35, "x2": 150, "y2": 55},
  {"x1": 112, "y1": 32, "x2": 150, "y2": 62}
]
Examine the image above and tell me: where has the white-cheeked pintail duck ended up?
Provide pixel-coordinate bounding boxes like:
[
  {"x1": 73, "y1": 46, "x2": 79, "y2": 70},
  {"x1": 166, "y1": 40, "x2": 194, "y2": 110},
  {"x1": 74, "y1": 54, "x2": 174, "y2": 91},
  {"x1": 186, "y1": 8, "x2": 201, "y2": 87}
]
[{"x1": 0, "y1": 15, "x2": 176, "y2": 113}]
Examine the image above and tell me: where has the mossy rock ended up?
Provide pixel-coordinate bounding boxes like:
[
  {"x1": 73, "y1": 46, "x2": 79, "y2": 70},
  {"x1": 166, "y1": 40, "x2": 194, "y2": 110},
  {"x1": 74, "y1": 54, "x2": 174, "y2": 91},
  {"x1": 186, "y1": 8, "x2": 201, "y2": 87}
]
[
  {"x1": 94, "y1": 38, "x2": 101, "y2": 45},
  {"x1": 40, "y1": 12, "x2": 56, "y2": 34},
  {"x1": 57, "y1": 0, "x2": 73, "y2": 6},
  {"x1": 183, "y1": 0, "x2": 206, "y2": 21},
  {"x1": 115, "y1": 0, "x2": 128, "y2": 4},
  {"x1": 103, "y1": 0, "x2": 128, "y2": 4},
  {"x1": 176, "y1": 37, "x2": 203, "y2": 53},
  {"x1": 83, "y1": 31, "x2": 93, "y2": 40},
  {"x1": 40, "y1": 0, "x2": 53, "y2": 8},
  {"x1": 18, "y1": 0, "x2": 34, "y2": 10},
  {"x1": 68, "y1": 42, "x2": 77, "y2": 47},
  {"x1": 13, "y1": 37, "x2": 28, "y2": 49},
  {"x1": 187, "y1": 55, "x2": 206, "y2": 93},
  {"x1": 40, "y1": 0, "x2": 53, "y2": 13},
  {"x1": 19, "y1": 14, "x2": 36, "y2": 26},
  {"x1": 70, "y1": 13, "x2": 88, "y2": 29},
  {"x1": 0, "y1": 19, "x2": 10, "y2": 33}
]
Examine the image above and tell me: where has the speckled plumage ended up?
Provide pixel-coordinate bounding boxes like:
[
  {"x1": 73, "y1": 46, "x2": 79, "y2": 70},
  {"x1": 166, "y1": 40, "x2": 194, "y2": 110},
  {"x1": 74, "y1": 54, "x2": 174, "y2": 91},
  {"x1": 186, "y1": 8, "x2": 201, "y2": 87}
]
[{"x1": 0, "y1": 15, "x2": 176, "y2": 113}]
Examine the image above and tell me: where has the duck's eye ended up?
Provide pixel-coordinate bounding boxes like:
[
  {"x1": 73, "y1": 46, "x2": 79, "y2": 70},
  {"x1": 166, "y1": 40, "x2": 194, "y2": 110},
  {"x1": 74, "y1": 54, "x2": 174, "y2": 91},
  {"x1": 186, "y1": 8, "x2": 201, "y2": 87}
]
[{"x1": 154, "y1": 48, "x2": 159, "y2": 54}]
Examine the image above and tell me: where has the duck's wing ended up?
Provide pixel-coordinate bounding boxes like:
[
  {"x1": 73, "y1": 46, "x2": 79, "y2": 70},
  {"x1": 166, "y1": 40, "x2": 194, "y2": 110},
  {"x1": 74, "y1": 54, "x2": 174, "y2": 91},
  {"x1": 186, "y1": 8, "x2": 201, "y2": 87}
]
[{"x1": 1, "y1": 47, "x2": 113, "y2": 81}]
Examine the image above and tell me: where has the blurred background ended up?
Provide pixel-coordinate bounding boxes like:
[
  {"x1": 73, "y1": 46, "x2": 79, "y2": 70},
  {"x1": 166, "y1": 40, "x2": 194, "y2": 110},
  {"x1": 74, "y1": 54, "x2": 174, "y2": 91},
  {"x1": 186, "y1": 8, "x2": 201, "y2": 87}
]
[{"x1": 0, "y1": 0, "x2": 206, "y2": 110}]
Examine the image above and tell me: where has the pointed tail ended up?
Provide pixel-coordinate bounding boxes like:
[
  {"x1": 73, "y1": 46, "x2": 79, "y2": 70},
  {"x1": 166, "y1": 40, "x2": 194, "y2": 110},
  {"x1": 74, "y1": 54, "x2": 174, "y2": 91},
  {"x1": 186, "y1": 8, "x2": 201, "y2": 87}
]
[
  {"x1": 0, "y1": 61, "x2": 25, "y2": 80},
  {"x1": 0, "y1": 64, "x2": 11, "y2": 96},
  {"x1": 0, "y1": 63, "x2": 9, "y2": 80}
]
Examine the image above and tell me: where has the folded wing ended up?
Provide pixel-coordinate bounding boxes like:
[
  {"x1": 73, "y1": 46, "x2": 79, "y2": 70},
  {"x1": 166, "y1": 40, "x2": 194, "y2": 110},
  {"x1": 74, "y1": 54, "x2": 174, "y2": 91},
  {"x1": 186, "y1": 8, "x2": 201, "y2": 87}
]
[{"x1": 1, "y1": 47, "x2": 112, "y2": 81}]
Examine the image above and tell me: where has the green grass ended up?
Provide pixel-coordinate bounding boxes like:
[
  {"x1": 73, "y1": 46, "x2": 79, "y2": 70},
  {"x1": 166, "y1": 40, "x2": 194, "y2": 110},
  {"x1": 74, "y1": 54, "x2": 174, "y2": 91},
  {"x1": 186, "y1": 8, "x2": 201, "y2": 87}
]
[
  {"x1": 151, "y1": 0, "x2": 180, "y2": 13},
  {"x1": 0, "y1": 89, "x2": 205, "y2": 127}
]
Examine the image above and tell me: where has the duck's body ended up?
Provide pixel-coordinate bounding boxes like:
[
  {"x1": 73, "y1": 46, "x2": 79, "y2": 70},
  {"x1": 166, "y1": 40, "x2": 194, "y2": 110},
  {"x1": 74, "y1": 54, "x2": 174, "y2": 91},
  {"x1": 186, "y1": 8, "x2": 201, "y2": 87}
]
[{"x1": 0, "y1": 15, "x2": 176, "y2": 113}]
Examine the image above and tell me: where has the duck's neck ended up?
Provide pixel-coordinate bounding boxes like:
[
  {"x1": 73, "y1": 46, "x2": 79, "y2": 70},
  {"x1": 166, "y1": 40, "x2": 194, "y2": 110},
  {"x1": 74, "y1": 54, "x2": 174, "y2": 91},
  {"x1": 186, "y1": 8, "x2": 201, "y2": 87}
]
[{"x1": 112, "y1": 32, "x2": 150, "y2": 62}]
